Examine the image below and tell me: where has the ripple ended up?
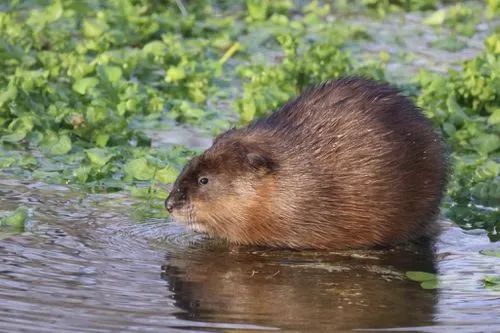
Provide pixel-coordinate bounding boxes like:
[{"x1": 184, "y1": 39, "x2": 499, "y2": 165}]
[{"x1": 1, "y1": 178, "x2": 500, "y2": 332}]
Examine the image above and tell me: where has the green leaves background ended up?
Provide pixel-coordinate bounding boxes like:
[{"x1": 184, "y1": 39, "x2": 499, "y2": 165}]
[{"x1": 0, "y1": 0, "x2": 498, "y2": 231}]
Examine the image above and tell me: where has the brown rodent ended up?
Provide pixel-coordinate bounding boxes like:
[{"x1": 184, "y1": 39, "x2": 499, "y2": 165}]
[{"x1": 165, "y1": 77, "x2": 448, "y2": 249}]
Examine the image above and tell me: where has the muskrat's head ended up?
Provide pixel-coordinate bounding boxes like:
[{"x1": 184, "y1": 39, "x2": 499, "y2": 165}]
[{"x1": 165, "y1": 136, "x2": 278, "y2": 239}]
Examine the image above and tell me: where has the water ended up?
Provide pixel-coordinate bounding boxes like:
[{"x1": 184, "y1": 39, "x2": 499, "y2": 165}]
[
  {"x1": 1, "y1": 174, "x2": 499, "y2": 333},
  {"x1": 1, "y1": 5, "x2": 499, "y2": 333}
]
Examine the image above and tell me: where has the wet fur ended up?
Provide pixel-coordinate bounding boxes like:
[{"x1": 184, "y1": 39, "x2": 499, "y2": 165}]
[{"x1": 166, "y1": 77, "x2": 448, "y2": 249}]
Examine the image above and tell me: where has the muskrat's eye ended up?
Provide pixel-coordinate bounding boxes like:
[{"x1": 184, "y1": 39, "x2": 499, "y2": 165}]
[{"x1": 198, "y1": 177, "x2": 209, "y2": 185}]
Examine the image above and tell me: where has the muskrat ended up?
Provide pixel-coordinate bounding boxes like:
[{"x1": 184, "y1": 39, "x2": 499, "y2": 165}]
[{"x1": 165, "y1": 77, "x2": 448, "y2": 249}]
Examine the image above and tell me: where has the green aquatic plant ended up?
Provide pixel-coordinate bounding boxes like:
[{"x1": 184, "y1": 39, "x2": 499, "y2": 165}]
[
  {"x1": 480, "y1": 249, "x2": 500, "y2": 258},
  {"x1": 406, "y1": 271, "x2": 439, "y2": 289},
  {"x1": 0, "y1": 0, "x2": 229, "y2": 201},
  {"x1": 483, "y1": 275, "x2": 500, "y2": 290},
  {"x1": 417, "y1": 32, "x2": 500, "y2": 240},
  {"x1": 235, "y1": 30, "x2": 385, "y2": 122},
  {"x1": 0, "y1": 0, "x2": 498, "y2": 233},
  {"x1": 0, "y1": 206, "x2": 28, "y2": 232},
  {"x1": 359, "y1": 0, "x2": 438, "y2": 16},
  {"x1": 423, "y1": 3, "x2": 480, "y2": 36},
  {"x1": 487, "y1": 0, "x2": 500, "y2": 17}
]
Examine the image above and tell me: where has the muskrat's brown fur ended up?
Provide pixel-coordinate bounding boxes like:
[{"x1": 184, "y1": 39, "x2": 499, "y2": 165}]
[{"x1": 165, "y1": 77, "x2": 448, "y2": 249}]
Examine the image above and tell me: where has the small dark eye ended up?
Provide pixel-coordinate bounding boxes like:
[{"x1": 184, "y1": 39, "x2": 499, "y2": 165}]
[{"x1": 198, "y1": 177, "x2": 208, "y2": 185}]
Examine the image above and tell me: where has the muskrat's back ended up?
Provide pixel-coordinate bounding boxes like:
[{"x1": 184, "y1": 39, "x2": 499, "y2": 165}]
[{"x1": 166, "y1": 77, "x2": 448, "y2": 249}]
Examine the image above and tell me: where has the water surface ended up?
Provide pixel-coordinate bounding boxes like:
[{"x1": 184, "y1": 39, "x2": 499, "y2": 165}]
[{"x1": 1, "y1": 175, "x2": 500, "y2": 333}]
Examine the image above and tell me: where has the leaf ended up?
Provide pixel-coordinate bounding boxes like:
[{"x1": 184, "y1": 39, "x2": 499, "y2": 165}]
[
  {"x1": 48, "y1": 135, "x2": 72, "y2": 155},
  {"x1": 406, "y1": 271, "x2": 437, "y2": 282},
  {"x1": 73, "y1": 166, "x2": 91, "y2": 183},
  {"x1": 82, "y1": 19, "x2": 107, "y2": 38},
  {"x1": 431, "y1": 37, "x2": 467, "y2": 52},
  {"x1": 95, "y1": 134, "x2": 109, "y2": 148},
  {"x1": 479, "y1": 250, "x2": 500, "y2": 258},
  {"x1": 488, "y1": 108, "x2": 500, "y2": 125},
  {"x1": 470, "y1": 134, "x2": 500, "y2": 155},
  {"x1": 156, "y1": 165, "x2": 179, "y2": 183},
  {"x1": 420, "y1": 280, "x2": 439, "y2": 290},
  {"x1": 0, "y1": 83, "x2": 18, "y2": 108},
  {"x1": 423, "y1": 9, "x2": 446, "y2": 26},
  {"x1": 46, "y1": 0, "x2": 63, "y2": 23},
  {"x1": 406, "y1": 271, "x2": 439, "y2": 290},
  {"x1": 474, "y1": 161, "x2": 499, "y2": 181},
  {"x1": 86, "y1": 148, "x2": 112, "y2": 167},
  {"x1": 0, "y1": 157, "x2": 16, "y2": 168},
  {"x1": 165, "y1": 66, "x2": 186, "y2": 82},
  {"x1": 19, "y1": 155, "x2": 37, "y2": 168},
  {"x1": 1, "y1": 131, "x2": 27, "y2": 143},
  {"x1": 240, "y1": 99, "x2": 256, "y2": 123},
  {"x1": 143, "y1": 41, "x2": 167, "y2": 55},
  {"x1": 442, "y1": 122, "x2": 456, "y2": 136},
  {"x1": 471, "y1": 181, "x2": 500, "y2": 205},
  {"x1": 246, "y1": 0, "x2": 269, "y2": 21},
  {"x1": 8, "y1": 116, "x2": 34, "y2": 133},
  {"x1": 483, "y1": 275, "x2": 500, "y2": 287},
  {"x1": 103, "y1": 65, "x2": 123, "y2": 83},
  {"x1": 0, "y1": 206, "x2": 28, "y2": 231},
  {"x1": 124, "y1": 158, "x2": 155, "y2": 181},
  {"x1": 72, "y1": 77, "x2": 99, "y2": 94},
  {"x1": 32, "y1": 170, "x2": 64, "y2": 183}
]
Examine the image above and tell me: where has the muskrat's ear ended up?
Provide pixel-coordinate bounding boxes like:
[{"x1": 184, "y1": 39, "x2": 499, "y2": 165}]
[
  {"x1": 231, "y1": 141, "x2": 278, "y2": 173},
  {"x1": 246, "y1": 152, "x2": 278, "y2": 173}
]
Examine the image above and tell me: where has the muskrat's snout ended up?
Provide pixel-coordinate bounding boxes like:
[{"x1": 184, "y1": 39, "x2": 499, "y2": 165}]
[
  {"x1": 165, "y1": 188, "x2": 186, "y2": 214},
  {"x1": 164, "y1": 195, "x2": 173, "y2": 213}
]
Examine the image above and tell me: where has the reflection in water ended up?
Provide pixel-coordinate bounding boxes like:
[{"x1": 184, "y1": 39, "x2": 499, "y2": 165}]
[
  {"x1": 1, "y1": 178, "x2": 500, "y2": 333},
  {"x1": 161, "y1": 244, "x2": 437, "y2": 332}
]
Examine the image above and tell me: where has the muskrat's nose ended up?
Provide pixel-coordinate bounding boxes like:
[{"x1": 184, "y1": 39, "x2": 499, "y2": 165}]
[{"x1": 165, "y1": 197, "x2": 174, "y2": 213}]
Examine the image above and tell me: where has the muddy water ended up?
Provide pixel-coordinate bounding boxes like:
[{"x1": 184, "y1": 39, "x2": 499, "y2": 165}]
[{"x1": 1, "y1": 174, "x2": 500, "y2": 333}]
